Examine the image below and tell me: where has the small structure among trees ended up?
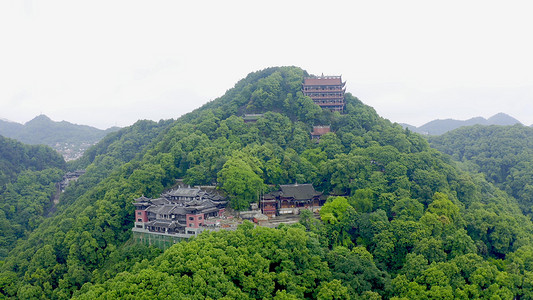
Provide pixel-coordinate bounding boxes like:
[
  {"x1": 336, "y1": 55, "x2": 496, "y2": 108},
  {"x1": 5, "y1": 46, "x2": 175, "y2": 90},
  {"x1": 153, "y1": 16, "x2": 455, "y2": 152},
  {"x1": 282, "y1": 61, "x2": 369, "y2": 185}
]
[
  {"x1": 311, "y1": 125, "x2": 331, "y2": 142},
  {"x1": 302, "y1": 75, "x2": 346, "y2": 112},
  {"x1": 59, "y1": 170, "x2": 86, "y2": 192},
  {"x1": 242, "y1": 114, "x2": 264, "y2": 123}
]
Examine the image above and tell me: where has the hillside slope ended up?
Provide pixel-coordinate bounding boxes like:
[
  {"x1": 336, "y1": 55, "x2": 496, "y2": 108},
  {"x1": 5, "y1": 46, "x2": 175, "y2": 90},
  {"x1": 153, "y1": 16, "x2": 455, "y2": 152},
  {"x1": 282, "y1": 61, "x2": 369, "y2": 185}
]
[
  {"x1": 0, "y1": 135, "x2": 65, "y2": 188},
  {"x1": 0, "y1": 115, "x2": 120, "y2": 160},
  {"x1": 1, "y1": 67, "x2": 532, "y2": 299},
  {"x1": 0, "y1": 136, "x2": 65, "y2": 258},
  {"x1": 404, "y1": 113, "x2": 521, "y2": 135},
  {"x1": 429, "y1": 124, "x2": 533, "y2": 215}
]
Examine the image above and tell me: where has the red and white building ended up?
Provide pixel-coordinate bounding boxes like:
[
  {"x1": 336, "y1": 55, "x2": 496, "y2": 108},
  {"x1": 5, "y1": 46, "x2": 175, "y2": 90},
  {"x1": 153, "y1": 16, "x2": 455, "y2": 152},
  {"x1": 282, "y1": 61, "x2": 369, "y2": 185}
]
[{"x1": 133, "y1": 187, "x2": 227, "y2": 237}]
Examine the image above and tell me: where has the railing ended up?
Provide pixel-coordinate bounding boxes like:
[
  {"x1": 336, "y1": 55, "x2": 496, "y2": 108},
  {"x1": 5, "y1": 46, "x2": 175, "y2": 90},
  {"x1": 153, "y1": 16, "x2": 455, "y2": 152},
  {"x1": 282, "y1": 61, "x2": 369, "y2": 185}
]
[
  {"x1": 305, "y1": 94, "x2": 344, "y2": 99},
  {"x1": 314, "y1": 100, "x2": 344, "y2": 105},
  {"x1": 303, "y1": 87, "x2": 344, "y2": 91}
]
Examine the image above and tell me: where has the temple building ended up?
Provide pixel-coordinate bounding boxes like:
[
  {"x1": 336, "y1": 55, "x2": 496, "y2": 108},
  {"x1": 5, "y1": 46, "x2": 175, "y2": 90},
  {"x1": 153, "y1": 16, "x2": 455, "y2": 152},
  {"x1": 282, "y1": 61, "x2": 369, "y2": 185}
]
[
  {"x1": 132, "y1": 187, "x2": 227, "y2": 238},
  {"x1": 260, "y1": 183, "x2": 325, "y2": 217},
  {"x1": 242, "y1": 114, "x2": 264, "y2": 123},
  {"x1": 310, "y1": 125, "x2": 331, "y2": 142},
  {"x1": 302, "y1": 75, "x2": 346, "y2": 112},
  {"x1": 59, "y1": 170, "x2": 85, "y2": 192}
]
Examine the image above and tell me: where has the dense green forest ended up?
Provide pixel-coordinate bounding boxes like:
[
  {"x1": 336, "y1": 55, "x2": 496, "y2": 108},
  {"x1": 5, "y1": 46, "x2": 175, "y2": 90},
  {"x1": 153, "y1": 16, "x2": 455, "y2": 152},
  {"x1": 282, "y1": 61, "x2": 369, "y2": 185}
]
[
  {"x1": 0, "y1": 136, "x2": 66, "y2": 258},
  {"x1": 429, "y1": 124, "x2": 533, "y2": 216},
  {"x1": 1, "y1": 67, "x2": 533, "y2": 299}
]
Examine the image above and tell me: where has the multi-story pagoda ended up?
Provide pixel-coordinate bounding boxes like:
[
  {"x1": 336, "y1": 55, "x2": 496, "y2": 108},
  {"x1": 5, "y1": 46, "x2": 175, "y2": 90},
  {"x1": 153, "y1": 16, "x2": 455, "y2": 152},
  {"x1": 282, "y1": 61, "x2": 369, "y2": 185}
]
[{"x1": 302, "y1": 75, "x2": 346, "y2": 112}]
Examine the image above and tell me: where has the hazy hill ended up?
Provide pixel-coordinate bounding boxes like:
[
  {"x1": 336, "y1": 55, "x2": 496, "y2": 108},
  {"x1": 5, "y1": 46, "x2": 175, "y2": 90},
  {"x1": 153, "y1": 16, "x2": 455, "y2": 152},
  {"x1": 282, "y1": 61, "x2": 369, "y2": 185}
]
[
  {"x1": 0, "y1": 119, "x2": 23, "y2": 136},
  {"x1": 0, "y1": 115, "x2": 120, "y2": 160},
  {"x1": 403, "y1": 112, "x2": 522, "y2": 135},
  {"x1": 1, "y1": 67, "x2": 532, "y2": 299}
]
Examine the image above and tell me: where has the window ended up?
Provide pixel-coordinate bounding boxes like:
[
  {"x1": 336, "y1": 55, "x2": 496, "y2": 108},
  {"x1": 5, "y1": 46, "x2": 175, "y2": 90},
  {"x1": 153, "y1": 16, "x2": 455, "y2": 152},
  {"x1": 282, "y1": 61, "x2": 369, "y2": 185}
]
[
  {"x1": 189, "y1": 217, "x2": 194, "y2": 220},
  {"x1": 199, "y1": 216, "x2": 202, "y2": 220},
  {"x1": 137, "y1": 218, "x2": 142, "y2": 222}
]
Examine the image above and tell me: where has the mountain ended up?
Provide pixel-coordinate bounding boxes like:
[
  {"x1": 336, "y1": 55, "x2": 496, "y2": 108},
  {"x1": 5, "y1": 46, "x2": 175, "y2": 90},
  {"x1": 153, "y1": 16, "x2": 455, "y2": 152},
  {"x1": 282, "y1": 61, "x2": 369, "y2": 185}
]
[
  {"x1": 403, "y1": 113, "x2": 522, "y2": 135},
  {"x1": 486, "y1": 112, "x2": 522, "y2": 125},
  {"x1": 1, "y1": 67, "x2": 532, "y2": 299},
  {"x1": 399, "y1": 123, "x2": 417, "y2": 132},
  {"x1": 0, "y1": 115, "x2": 120, "y2": 160},
  {"x1": 429, "y1": 124, "x2": 533, "y2": 215},
  {"x1": 0, "y1": 119, "x2": 23, "y2": 137}
]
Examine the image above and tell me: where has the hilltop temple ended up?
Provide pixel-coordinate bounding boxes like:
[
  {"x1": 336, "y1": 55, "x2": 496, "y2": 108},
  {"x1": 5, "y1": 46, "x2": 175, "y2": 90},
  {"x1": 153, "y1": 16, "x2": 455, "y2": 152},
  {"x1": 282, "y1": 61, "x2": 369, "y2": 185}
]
[{"x1": 302, "y1": 75, "x2": 346, "y2": 112}]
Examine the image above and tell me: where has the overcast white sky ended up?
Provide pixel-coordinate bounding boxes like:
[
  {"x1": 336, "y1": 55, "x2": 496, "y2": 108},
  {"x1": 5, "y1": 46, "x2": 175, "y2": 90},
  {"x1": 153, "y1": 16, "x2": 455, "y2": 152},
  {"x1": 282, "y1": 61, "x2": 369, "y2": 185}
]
[{"x1": 1, "y1": 0, "x2": 532, "y2": 129}]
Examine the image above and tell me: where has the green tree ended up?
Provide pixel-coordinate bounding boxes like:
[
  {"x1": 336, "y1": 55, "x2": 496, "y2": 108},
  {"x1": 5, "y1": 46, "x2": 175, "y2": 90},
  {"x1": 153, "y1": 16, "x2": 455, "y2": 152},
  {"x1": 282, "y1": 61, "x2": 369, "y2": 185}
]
[
  {"x1": 316, "y1": 279, "x2": 350, "y2": 300},
  {"x1": 320, "y1": 197, "x2": 352, "y2": 225},
  {"x1": 218, "y1": 155, "x2": 263, "y2": 210},
  {"x1": 391, "y1": 197, "x2": 424, "y2": 221}
]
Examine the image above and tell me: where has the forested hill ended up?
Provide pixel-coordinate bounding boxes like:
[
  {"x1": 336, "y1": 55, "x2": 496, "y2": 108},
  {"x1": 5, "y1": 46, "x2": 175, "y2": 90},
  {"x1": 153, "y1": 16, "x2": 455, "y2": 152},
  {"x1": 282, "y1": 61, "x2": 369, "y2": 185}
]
[
  {"x1": 429, "y1": 124, "x2": 533, "y2": 216},
  {"x1": 0, "y1": 135, "x2": 65, "y2": 188},
  {"x1": 403, "y1": 113, "x2": 522, "y2": 135},
  {"x1": 0, "y1": 135, "x2": 65, "y2": 258},
  {"x1": 0, "y1": 115, "x2": 120, "y2": 161},
  {"x1": 1, "y1": 67, "x2": 533, "y2": 299}
]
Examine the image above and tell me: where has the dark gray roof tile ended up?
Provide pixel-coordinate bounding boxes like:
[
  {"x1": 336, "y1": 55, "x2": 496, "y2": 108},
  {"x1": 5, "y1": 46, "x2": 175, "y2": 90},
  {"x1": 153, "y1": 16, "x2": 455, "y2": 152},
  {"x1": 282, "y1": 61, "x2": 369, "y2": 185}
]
[{"x1": 280, "y1": 184, "x2": 322, "y2": 200}]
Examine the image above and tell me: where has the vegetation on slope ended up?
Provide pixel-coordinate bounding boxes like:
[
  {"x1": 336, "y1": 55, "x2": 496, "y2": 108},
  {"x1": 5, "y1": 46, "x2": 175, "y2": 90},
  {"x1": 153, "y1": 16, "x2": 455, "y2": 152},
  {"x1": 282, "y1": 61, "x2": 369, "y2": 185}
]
[
  {"x1": 74, "y1": 224, "x2": 359, "y2": 299},
  {"x1": 429, "y1": 124, "x2": 533, "y2": 216},
  {"x1": 0, "y1": 136, "x2": 66, "y2": 259},
  {"x1": 1, "y1": 67, "x2": 532, "y2": 299}
]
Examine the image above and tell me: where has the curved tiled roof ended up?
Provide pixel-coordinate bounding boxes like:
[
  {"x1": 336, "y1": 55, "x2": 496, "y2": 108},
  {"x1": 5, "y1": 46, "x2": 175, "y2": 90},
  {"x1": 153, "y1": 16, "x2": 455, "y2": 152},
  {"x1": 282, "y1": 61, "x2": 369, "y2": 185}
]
[
  {"x1": 280, "y1": 184, "x2": 322, "y2": 200},
  {"x1": 134, "y1": 195, "x2": 152, "y2": 202},
  {"x1": 303, "y1": 76, "x2": 343, "y2": 86},
  {"x1": 164, "y1": 187, "x2": 202, "y2": 197}
]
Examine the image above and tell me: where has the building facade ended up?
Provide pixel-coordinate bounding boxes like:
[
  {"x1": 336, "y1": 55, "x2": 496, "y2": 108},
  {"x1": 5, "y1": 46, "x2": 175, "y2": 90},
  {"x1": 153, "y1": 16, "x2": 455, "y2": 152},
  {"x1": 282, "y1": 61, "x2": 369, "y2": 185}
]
[
  {"x1": 132, "y1": 187, "x2": 227, "y2": 239},
  {"x1": 260, "y1": 183, "x2": 325, "y2": 217},
  {"x1": 310, "y1": 125, "x2": 331, "y2": 142},
  {"x1": 302, "y1": 75, "x2": 346, "y2": 112}
]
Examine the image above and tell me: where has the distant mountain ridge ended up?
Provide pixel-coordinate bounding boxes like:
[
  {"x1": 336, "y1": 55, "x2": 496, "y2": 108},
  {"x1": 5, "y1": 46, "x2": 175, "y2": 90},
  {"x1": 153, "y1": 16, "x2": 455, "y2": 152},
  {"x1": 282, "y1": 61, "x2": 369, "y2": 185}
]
[
  {"x1": 402, "y1": 113, "x2": 522, "y2": 135},
  {"x1": 0, "y1": 115, "x2": 120, "y2": 160}
]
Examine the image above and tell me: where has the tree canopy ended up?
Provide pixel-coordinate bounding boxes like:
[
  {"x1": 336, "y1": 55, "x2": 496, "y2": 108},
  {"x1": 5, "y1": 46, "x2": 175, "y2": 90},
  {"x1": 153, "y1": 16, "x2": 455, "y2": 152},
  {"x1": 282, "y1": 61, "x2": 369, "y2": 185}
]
[
  {"x1": 430, "y1": 124, "x2": 533, "y2": 216},
  {"x1": 1, "y1": 67, "x2": 532, "y2": 299}
]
